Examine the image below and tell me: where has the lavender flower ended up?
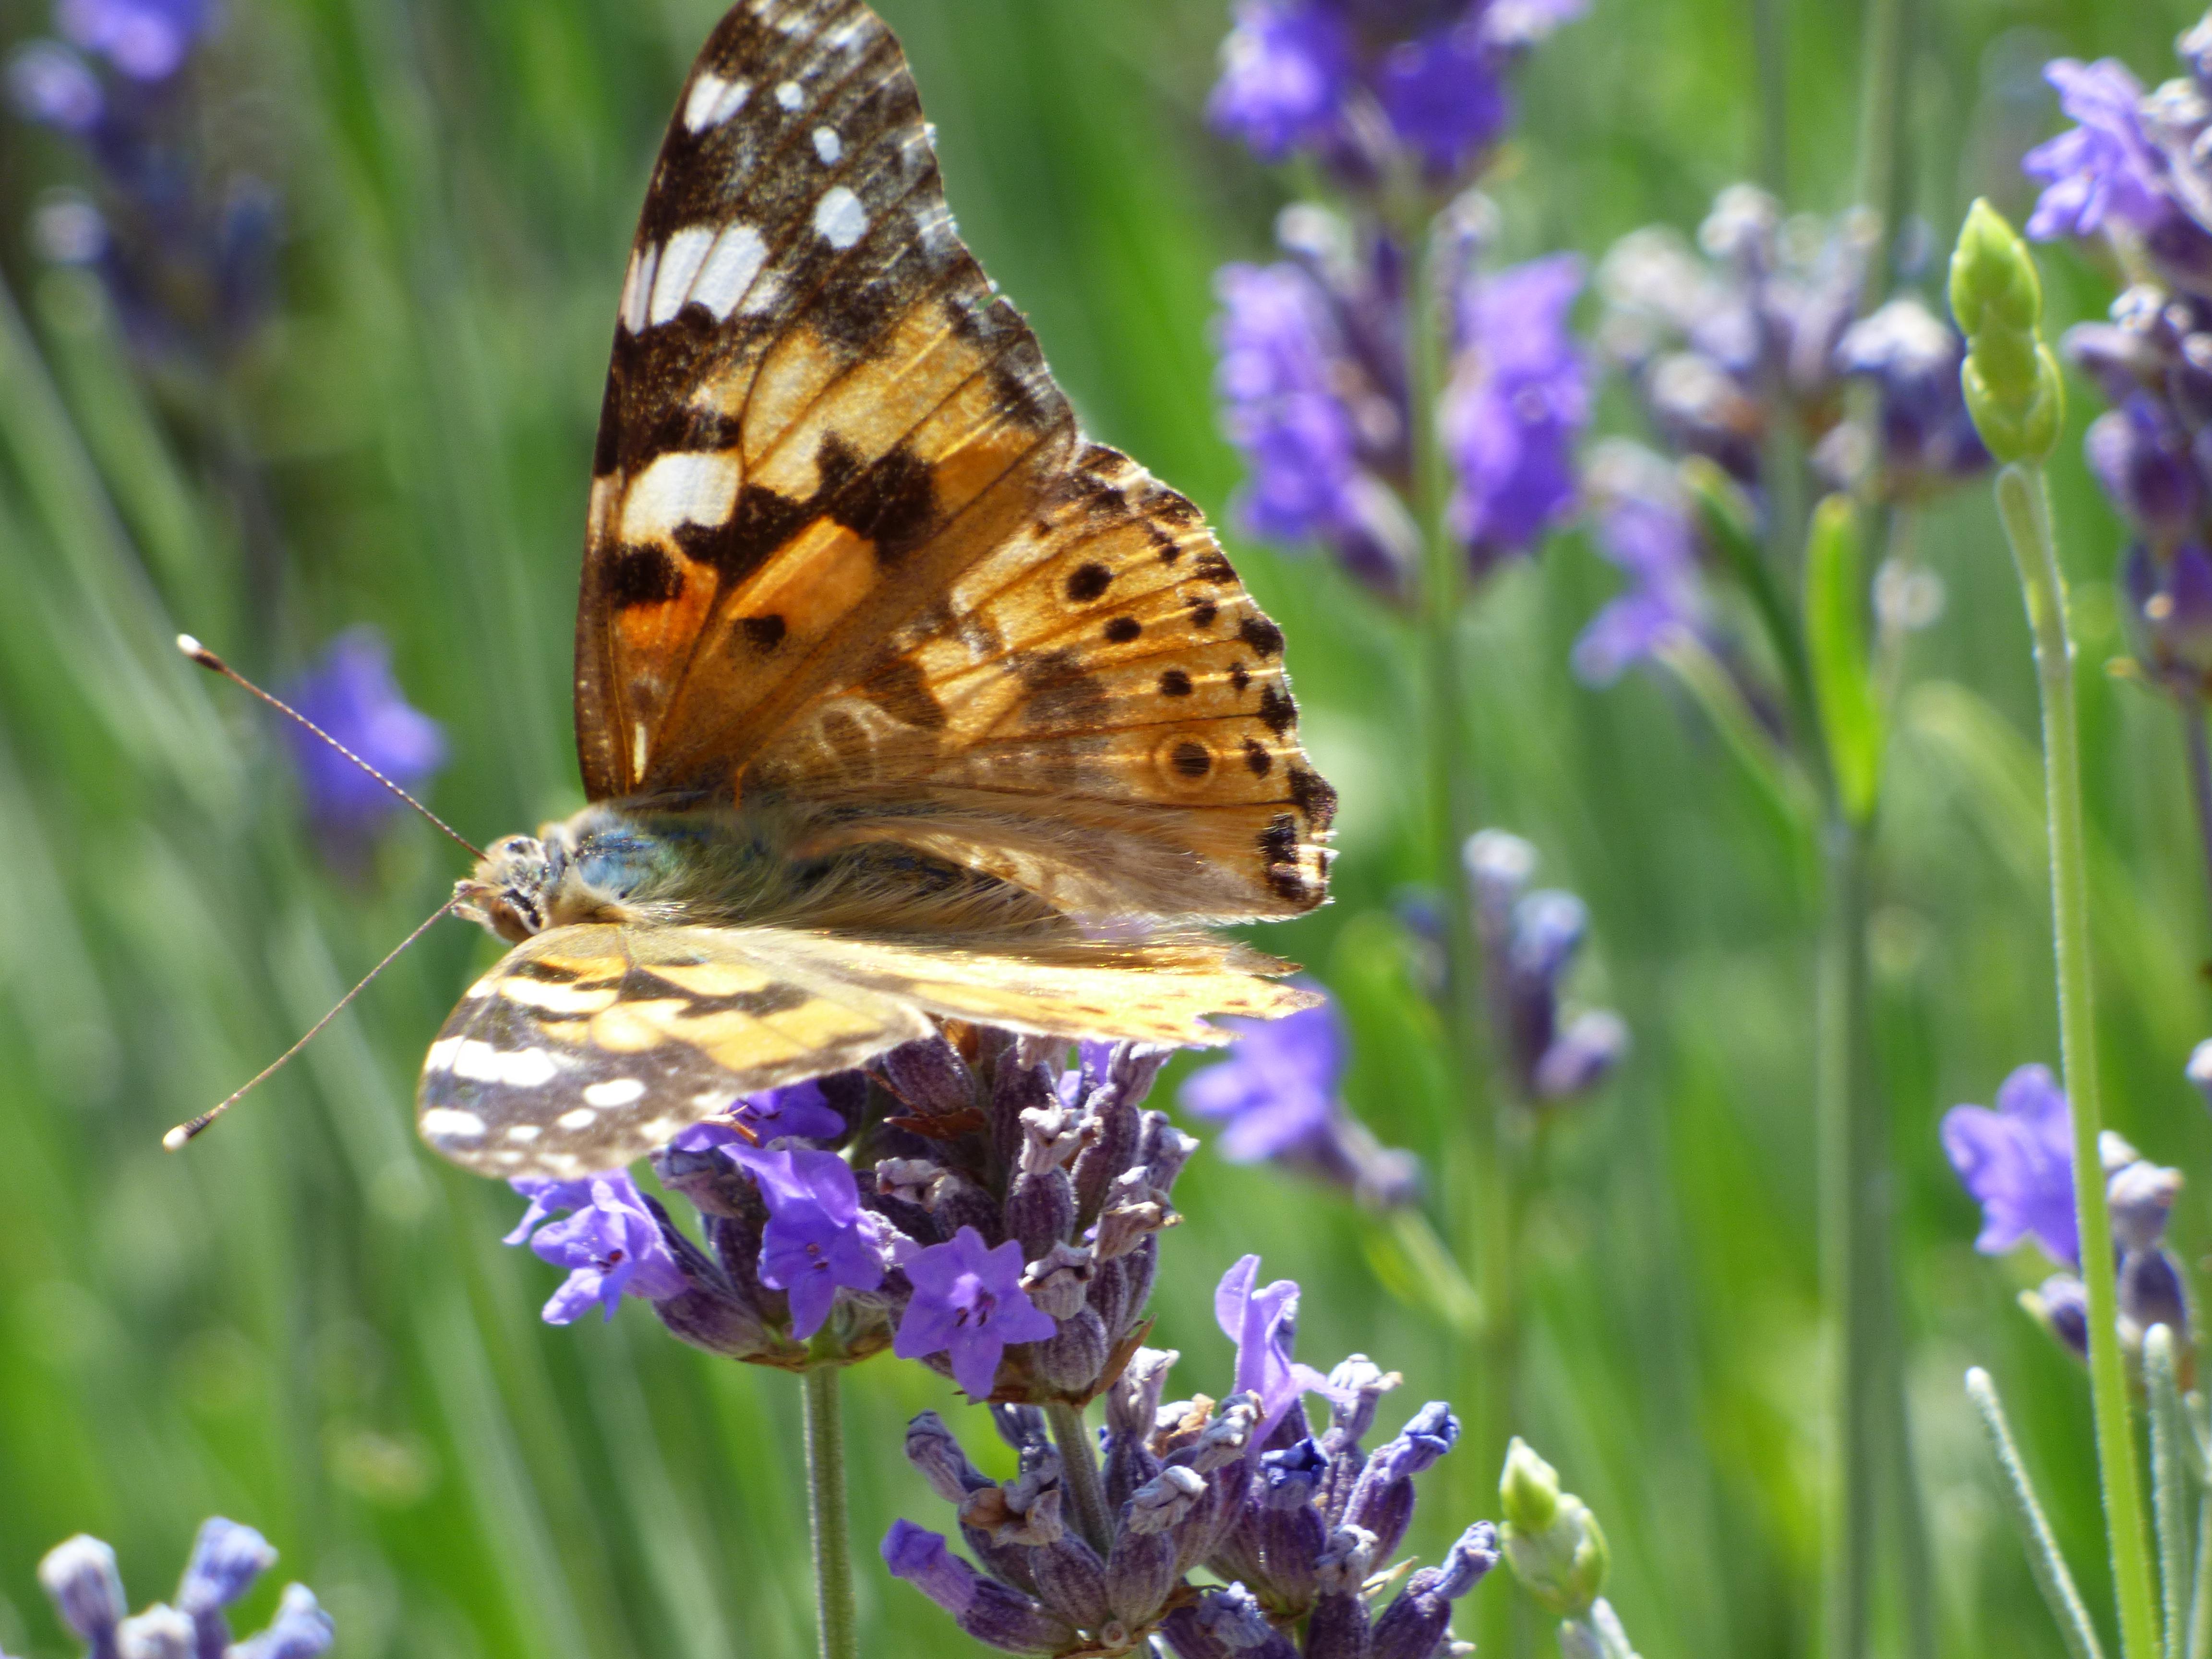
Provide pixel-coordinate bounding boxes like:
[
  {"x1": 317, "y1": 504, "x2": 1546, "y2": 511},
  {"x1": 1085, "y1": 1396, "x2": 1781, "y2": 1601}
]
[
  {"x1": 1445, "y1": 252, "x2": 1591, "y2": 574},
  {"x1": 1570, "y1": 441, "x2": 1707, "y2": 685},
  {"x1": 1209, "y1": 0, "x2": 1585, "y2": 182},
  {"x1": 8, "y1": 0, "x2": 280, "y2": 364},
  {"x1": 1821, "y1": 296, "x2": 1990, "y2": 499},
  {"x1": 504, "y1": 1173, "x2": 690, "y2": 1324},
  {"x1": 282, "y1": 628, "x2": 447, "y2": 858},
  {"x1": 1940, "y1": 1064, "x2": 2080, "y2": 1267},
  {"x1": 1178, "y1": 990, "x2": 1420, "y2": 1206},
  {"x1": 885, "y1": 1271, "x2": 1498, "y2": 1657},
  {"x1": 2021, "y1": 57, "x2": 2212, "y2": 277},
  {"x1": 1463, "y1": 830, "x2": 1629, "y2": 1102},
  {"x1": 1943, "y1": 1065, "x2": 2193, "y2": 1367},
  {"x1": 36, "y1": 1520, "x2": 330, "y2": 1659},
  {"x1": 894, "y1": 1227, "x2": 1058, "y2": 1398},
  {"x1": 731, "y1": 1145, "x2": 885, "y2": 1340},
  {"x1": 1214, "y1": 209, "x2": 1419, "y2": 597}
]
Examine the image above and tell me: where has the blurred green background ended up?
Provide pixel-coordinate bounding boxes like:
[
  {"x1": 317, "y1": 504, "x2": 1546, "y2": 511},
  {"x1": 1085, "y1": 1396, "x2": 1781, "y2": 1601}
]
[{"x1": 0, "y1": 0, "x2": 2200, "y2": 1654}]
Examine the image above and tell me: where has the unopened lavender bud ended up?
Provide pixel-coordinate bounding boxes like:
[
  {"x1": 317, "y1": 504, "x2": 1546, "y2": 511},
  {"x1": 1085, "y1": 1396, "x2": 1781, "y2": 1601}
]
[
  {"x1": 2188, "y1": 1039, "x2": 2212, "y2": 1110},
  {"x1": 1020, "y1": 1104, "x2": 1091, "y2": 1174},
  {"x1": 882, "y1": 1521, "x2": 980, "y2": 1614},
  {"x1": 880, "y1": 1036, "x2": 977, "y2": 1117},
  {"x1": 177, "y1": 1517, "x2": 275, "y2": 1615},
  {"x1": 1022, "y1": 1242, "x2": 1095, "y2": 1320},
  {"x1": 116, "y1": 1608, "x2": 194, "y2": 1659},
  {"x1": 1128, "y1": 1465, "x2": 1208, "y2": 1534},
  {"x1": 1190, "y1": 1394, "x2": 1261, "y2": 1474},
  {"x1": 1194, "y1": 1583, "x2": 1275, "y2": 1650},
  {"x1": 2102, "y1": 1130, "x2": 2144, "y2": 1175},
  {"x1": 1533, "y1": 1010, "x2": 1630, "y2": 1100},
  {"x1": 2110, "y1": 1160, "x2": 2183, "y2": 1251},
  {"x1": 1371, "y1": 1523, "x2": 1501, "y2": 1659},
  {"x1": 907, "y1": 1411, "x2": 995, "y2": 1504},
  {"x1": 877, "y1": 1157, "x2": 948, "y2": 1208},
  {"x1": 40, "y1": 1534, "x2": 125, "y2": 1647},
  {"x1": 1107, "y1": 1347, "x2": 1179, "y2": 1440},
  {"x1": 1325, "y1": 1355, "x2": 1401, "y2": 1442},
  {"x1": 1949, "y1": 199, "x2": 2064, "y2": 464},
  {"x1": 1142, "y1": 1118, "x2": 1201, "y2": 1194},
  {"x1": 2122, "y1": 1250, "x2": 2192, "y2": 1346},
  {"x1": 1314, "y1": 1525, "x2": 1379, "y2": 1594},
  {"x1": 2024, "y1": 1274, "x2": 2091, "y2": 1361},
  {"x1": 229, "y1": 1585, "x2": 334, "y2": 1659},
  {"x1": 1500, "y1": 1438, "x2": 1608, "y2": 1617},
  {"x1": 1465, "y1": 830, "x2": 1538, "y2": 932},
  {"x1": 1035, "y1": 1307, "x2": 1110, "y2": 1394}
]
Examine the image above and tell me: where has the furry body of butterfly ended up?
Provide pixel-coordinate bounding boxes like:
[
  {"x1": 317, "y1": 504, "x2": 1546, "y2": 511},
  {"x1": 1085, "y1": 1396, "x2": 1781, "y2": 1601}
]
[{"x1": 416, "y1": 0, "x2": 1336, "y2": 1181}]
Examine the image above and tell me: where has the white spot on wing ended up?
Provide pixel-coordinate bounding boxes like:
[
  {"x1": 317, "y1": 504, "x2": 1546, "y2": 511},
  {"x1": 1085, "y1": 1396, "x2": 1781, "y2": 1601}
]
[
  {"x1": 691, "y1": 1089, "x2": 735, "y2": 1109},
  {"x1": 812, "y1": 126, "x2": 842, "y2": 164},
  {"x1": 689, "y1": 223, "x2": 767, "y2": 319},
  {"x1": 776, "y1": 80, "x2": 804, "y2": 110},
  {"x1": 450, "y1": 1041, "x2": 558, "y2": 1087},
  {"x1": 814, "y1": 186, "x2": 868, "y2": 251},
  {"x1": 506, "y1": 1124, "x2": 542, "y2": 1143},
  {"x1": 557, "y1": 1107, "x2": 598, "y2": 1130},
  {"x1": 683, "y1": 72, "x2": 751, "y2": 132},
  {"x1": 425, "y1": 1037, "x2": 464, "y2": 1073},
  {"x1": 632, "y1": 722, "x2": 650, "y2": 779},
  {"x1": 649, "y1": 224, "x2": 717, "y2": 325},
  {"x1": 622, "y1": 242, "x2": 659, "y2": 334},
  {"x1": 740, "y1": 268, "x2": 786, "y2": 317},
  {"x1": 421, "y1": 1107, "x2": 486, "y2": 1140},
  {"x1": 465, "y1": 976, "x2": 498, "y2": 999},
  {"x1": 620, "y1": 449, "x2": 740, "y2": 541},
  {"x1": 583, "y1": 1078, "x2": 647, "y2": 1108}
]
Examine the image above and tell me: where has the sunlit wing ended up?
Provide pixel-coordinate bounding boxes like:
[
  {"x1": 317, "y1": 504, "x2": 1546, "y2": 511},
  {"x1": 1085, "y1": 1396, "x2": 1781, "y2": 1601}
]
[
  {"x1": 417, "y1": 921, "x2": 1316, "y2": 1178},
  {"x1": 576, "y1": 0, "x2": 1334, "y2": 924}
]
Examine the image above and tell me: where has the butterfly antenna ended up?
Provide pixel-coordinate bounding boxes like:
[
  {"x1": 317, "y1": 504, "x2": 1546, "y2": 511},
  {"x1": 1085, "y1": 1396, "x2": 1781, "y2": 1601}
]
[
  {"x1": 177, "y1": 634, "x2": 486, "y2": 861},
  {"x1": 163, "y1": 894, "x2": 461, "y2": 1151}
]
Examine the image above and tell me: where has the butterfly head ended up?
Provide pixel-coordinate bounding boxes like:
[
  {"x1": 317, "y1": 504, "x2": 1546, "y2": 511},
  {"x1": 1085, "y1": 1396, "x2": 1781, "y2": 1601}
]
[{"x1": 454, "y1": 833, "x2": 560, "y2": 942}]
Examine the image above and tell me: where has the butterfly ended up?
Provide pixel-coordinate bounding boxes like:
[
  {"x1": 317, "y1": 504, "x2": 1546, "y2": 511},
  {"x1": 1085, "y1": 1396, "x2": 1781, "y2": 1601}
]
[{"x1": 417, "y1": 0, "x2": 1337, "y2": 1181}]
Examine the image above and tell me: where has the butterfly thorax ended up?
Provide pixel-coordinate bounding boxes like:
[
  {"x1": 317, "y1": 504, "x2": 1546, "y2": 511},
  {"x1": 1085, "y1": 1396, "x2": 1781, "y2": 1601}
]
[{"x1": 453, "y1": 798, "x2": 1068, "y2": 947}]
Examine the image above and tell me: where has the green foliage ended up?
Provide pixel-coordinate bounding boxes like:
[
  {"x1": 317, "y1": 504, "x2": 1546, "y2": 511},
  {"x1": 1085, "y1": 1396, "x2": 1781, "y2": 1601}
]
[
  {"x1": 1951, "y1": 199, "x2": 2067, "y2": 466},
  {"x1": 1805, "y1": 494, "x2": 1884, "y2": 826},
  {"x1": 0, "y1": 1, "x2": 2188, "y2": 1657}
]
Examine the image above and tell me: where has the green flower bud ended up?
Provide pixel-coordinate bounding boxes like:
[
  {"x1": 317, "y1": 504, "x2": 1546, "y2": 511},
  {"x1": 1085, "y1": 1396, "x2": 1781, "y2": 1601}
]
[
  {"x1": 1499, "y1": 1437, "x2": 1610, "y2": 1617},
  {"x1": 1947, "y1": 199, "x2": 2065, "y2": 465}
]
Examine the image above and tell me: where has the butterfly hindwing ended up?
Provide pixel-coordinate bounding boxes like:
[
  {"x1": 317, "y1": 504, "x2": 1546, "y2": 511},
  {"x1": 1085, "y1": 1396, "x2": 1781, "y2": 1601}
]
[
  {"x1": 419, "y1": 922, "x2": 932, "y2": 1178},
  {"x1": 576, "y1": 0, "x2": 1334, "y2": 924}
]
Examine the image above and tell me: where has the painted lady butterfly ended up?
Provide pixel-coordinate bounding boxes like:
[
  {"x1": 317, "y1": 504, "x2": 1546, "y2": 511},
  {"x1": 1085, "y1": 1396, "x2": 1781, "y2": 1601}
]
[{"x1": 417, "y1": 0, "x2": 1337, "y2": 1180}]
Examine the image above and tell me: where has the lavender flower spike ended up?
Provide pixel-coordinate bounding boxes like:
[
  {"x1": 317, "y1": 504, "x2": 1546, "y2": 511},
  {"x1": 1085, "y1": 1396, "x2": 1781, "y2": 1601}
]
[
  {"x1": 1446, "y1": 252, "x2": 1591, "y2": 576},
  {"x1": 34, "y1": 1522, "x2": 329, "y2": 1659},
  {"x1": 177, "y1": 1516, "x2": 276, "y2": 1657},
  {"x1": 895, "y1": 1226, "x2": 1058, "y2": 1399},
  {"x1": 1940, "y1": 1064, "x2": 2080, "y2": 1269},
  {"x1": 2023, "y1": 59, "x2": 2174, "y2": 241},
  {"x1": 40, "y1": 1535, "x2": 125, "y2": 1654}
]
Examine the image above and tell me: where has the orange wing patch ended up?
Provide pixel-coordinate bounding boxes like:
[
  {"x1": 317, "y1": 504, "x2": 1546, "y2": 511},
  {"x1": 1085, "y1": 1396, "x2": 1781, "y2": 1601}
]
[{"x1": 573, "y1": 0, "x2": 1334, "y2": 925}]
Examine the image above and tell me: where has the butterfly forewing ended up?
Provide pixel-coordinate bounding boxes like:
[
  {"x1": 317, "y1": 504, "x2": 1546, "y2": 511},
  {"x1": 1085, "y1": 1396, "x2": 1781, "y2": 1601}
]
[
  {"x1": 420, "y1": 923, "x2": 934, "y2": 1178},
  {"x1": 575, "y1": 0, "x2": 1334, "y2": 923}
]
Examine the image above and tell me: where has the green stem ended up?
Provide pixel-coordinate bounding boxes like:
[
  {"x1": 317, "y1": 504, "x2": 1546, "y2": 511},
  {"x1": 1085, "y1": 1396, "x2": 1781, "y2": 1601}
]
[
  {"x1": 2151, "y1": 1327, "x2": 2192, "y2": 1659},
  {"x1": 1994, "y1": 461, "x2": 2161, "y2": 1659},
  {"x1": 1408, "y1": 207, "x2": 1513, "y2": 1654},
  {"x1": 1045, "y1": 1400, "x2": 1115, "y2": 1560},
  {"x1": 2189, "y1": 1490, "x2": 2211, "y2": 1659},
  {"x1": 1818, "y1": 813, "x2": 1879, "y2": 1659},
  {"x1": 1968, "y1": 1367, "x2": 2111, "y2": 1659},
  {"x1": 801, "y1": 1366, "x2": 859, "y2": 1659},
  {"x1": 1750, "y1": 0, "x2": 1787, "y2": 194}
]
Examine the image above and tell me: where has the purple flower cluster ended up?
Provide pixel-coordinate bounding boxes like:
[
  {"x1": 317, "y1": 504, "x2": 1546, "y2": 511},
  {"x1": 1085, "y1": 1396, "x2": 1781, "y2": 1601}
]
[
  {"x1": 1209, "y1": 0, "x2": 1586, "y2": 181},
  {"x1": 1569, "y1": 440, "x2": 1707, "y2": 685},
  {"x1": 1179, "y1": 988, "x2": 1421, "y2": 1207},
  {"x1": 1213, "y1": 203, "x2": 1589, "y2": 596},
  {"x1": 281, "y1": 627, "x2": 448, "y2": 862},
  {"x1": 1464, "y1": 831, "x2": 1628, "y2": 1103},
  {"x1": 505, "y1": 1037, "x2": 1196, "y2": 1404},
  {"x1": 35, "y1": 1517, "x2": 333, "y2": 1659},
  {"x1": 1214, "y1": 207, "x2": 1419, "y2": 598},
  {"x1": 7, "y1": 0, "x2": 280, "y2": 363},
  {"x1": 2014, "y1": 25, "x2": 2212, "y2": 703},
  {"x1": 882, "y1": 1255, "x2": 1499, "y2": 1657},
  {"x1": 1942, "y1": 1064, "x2": 2191, "y2": 1367},
  {"x1": 1446, "y1": 251, "x2": 1592, "y2": 576}
]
